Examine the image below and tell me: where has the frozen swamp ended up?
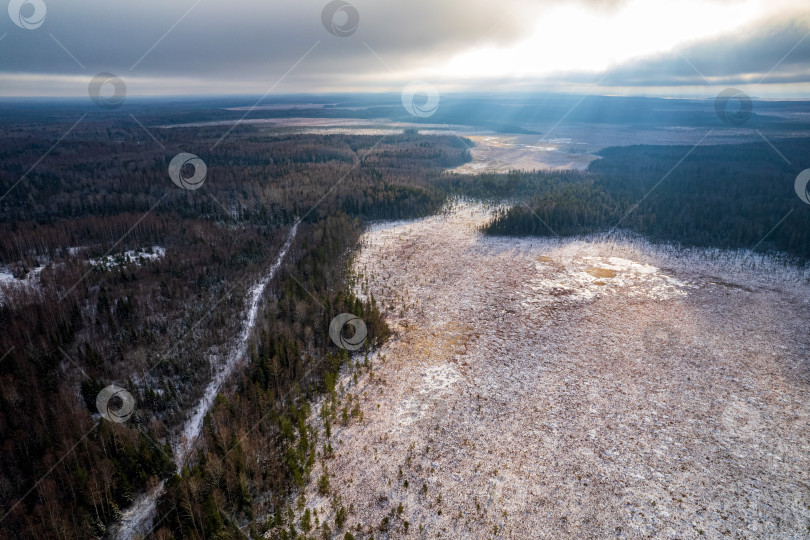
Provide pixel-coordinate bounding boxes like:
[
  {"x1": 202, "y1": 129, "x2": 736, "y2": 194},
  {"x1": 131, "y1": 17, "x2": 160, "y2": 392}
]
[{"x1": 295, "y1": 201, "x2": 810, "y2": 539}]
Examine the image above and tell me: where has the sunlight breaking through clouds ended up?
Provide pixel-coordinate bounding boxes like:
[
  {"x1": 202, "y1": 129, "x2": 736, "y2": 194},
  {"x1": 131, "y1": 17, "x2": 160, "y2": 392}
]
[
  {"x1": 441, "y1": 0, "x2": 767, "y2": 78},
  {"x1": 1, "y1": 0, "x2": 809, "y2": 96}
]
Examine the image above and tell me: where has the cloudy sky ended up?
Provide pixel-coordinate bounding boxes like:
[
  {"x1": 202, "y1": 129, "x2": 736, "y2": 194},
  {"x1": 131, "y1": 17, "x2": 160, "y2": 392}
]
[{"x1": 1, "y1": 0, "x2": 809, "y2": 97}]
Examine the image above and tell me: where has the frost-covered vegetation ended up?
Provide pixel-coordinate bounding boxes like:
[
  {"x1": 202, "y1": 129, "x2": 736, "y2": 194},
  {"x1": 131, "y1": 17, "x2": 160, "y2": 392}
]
[{"x1": 299, "y1": 202, "x2": 809, "y2": 538}]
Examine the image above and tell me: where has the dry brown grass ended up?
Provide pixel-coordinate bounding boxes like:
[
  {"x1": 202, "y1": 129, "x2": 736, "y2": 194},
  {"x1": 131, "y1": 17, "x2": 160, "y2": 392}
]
[{"x1": 586, "y1": 266, "x2": 617, "y2": 278}]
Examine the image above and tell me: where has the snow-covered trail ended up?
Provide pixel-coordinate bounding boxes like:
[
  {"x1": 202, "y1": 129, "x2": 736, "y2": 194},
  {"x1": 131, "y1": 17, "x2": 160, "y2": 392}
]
[
  {"x1": 111, "y1": 221, "x2": 299, "y2": 540},
  {"x1": 173, "y1": 220, "x2": 299, "y2": 470}
]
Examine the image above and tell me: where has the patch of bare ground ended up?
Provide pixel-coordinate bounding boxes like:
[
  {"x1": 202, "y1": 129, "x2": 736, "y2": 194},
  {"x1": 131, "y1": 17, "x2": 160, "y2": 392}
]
[{"x1": 294, "y1": 201, "x2": 810, "y2": 539}]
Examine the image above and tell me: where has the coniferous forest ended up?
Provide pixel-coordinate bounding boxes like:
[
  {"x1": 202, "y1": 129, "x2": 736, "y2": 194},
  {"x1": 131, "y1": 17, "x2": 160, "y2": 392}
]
[
  {"x1": 482, "y1": 139, "x2": 810, "y2": 260},
  {"x1": 0, "y1": 116, "x2": 464, "y2": 539}
]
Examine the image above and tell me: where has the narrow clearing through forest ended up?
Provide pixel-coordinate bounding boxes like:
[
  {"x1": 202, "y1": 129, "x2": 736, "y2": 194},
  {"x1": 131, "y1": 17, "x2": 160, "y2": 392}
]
[{"x1": 112, "y1": 222, "x2": 299, "y2": 540}]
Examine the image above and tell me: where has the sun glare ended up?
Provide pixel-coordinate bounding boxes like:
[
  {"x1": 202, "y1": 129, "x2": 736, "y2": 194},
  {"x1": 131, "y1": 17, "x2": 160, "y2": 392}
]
[{"x1": 440, "y1": 0, "x2": 766, "y2": 79}]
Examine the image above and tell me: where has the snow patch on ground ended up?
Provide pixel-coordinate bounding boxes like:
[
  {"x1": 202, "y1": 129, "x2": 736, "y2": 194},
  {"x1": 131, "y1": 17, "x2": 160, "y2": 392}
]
[
  {"x1": 397, "y1": 364, "x2": 461, "y2": 429},
  {"x1": 526, "y1": 252, "x2": 690, "y2": 305},
  {"x1": 0, "y1": 266, "x2": 42, "y2": 286},
  {"x1": 1, "y1": 246, "x2": 168, "y2": 301},
  {"x1": 89, "y1": 246, "x2": 166, "y2": 270},
  {"x1": 0, "y1": 265, "x2": 45, "y2": 300}
]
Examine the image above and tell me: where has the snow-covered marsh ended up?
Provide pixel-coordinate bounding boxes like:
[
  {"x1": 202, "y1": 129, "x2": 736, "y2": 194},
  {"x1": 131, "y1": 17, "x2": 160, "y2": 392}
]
[{"x1": 298, "y1": 201, "x2": 810, "y2": 539}]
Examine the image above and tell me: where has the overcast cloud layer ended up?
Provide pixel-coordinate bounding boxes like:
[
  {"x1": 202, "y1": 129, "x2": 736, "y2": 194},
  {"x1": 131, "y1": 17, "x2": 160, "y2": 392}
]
[{"x1": 1, "y1": 0, "x2": 809, "y2": 97}]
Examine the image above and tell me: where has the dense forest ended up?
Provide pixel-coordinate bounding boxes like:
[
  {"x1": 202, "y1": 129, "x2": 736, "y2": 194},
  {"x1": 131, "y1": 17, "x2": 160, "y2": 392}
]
[
  {"x1": 154, "y1": 216, "x2": 389, "y2": 539},
  {"x1": 483, "y1": 138, "x2": 810, "y2": 260},
  {"x1": 0, "y1": 117, "x2": 467, "y2": 539}
]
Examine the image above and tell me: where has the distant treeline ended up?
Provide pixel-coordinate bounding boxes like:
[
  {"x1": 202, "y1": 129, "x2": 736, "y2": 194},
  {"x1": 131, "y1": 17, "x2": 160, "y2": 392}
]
[
  {"x1": 482, "y1": 138, "x2": 810, "y2": 260},
  {"x1": 0, "y1": 126, "x2": 471, "y2": 262}
]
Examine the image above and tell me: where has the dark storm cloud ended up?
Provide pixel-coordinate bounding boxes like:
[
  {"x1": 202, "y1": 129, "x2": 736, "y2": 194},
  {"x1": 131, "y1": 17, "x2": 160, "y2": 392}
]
[
  {"x1": 0, "y1": 0, "x2": 548, "y2": 78},
  {"x1": 597, "y1": 14, "x2": 810, "y2": 87}
]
